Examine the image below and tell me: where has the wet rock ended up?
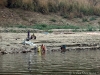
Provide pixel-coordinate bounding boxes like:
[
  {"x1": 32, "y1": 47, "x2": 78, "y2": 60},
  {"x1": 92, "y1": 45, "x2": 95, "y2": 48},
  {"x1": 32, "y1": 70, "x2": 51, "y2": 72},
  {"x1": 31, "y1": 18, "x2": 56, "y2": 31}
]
[
  {"x1": 15, "y1": 38, "x2": 20, "y2": 40},
  {"x1": 51, "y1": 49, "x2": 60, "y2": 52},
  {"x1": 21, "y1": 50, "x2": 32, "y2": 53},
  {"x1": 1, "y1": 51, "x2": 7, "y2": 55},
  {"x1": 30, "y1": 48, "x2": 35, "y2": 50},
  {"x1": 21, "y1": 51, "x2": 27, "y2": 53},
  {"x1": 6, "y1": 44, "x2": 10, "y2": 46}
]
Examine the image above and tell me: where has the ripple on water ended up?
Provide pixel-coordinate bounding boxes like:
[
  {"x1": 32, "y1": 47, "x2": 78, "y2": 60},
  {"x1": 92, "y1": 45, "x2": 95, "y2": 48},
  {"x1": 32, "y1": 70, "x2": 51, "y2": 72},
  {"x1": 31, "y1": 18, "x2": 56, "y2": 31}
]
[{"x1": 0, "y1": 50, "x2": 100, "y2": 75}]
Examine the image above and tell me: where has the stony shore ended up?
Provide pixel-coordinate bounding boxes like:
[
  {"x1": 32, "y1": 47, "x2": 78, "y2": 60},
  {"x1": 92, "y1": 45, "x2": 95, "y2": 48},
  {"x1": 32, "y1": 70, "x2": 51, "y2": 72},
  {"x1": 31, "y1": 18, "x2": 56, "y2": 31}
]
[{"x1": 0, "y1": 32, "x2": 100, "y2": 55}]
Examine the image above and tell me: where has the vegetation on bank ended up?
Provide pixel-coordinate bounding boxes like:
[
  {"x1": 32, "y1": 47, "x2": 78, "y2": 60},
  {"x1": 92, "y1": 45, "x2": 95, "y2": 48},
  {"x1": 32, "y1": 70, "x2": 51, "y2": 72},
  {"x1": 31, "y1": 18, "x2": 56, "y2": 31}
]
[
  {"x1": 0, "y1": 0, "x2": 100, "y2": 32},
  {"x1": 5, "y1": 23, "x2": 99, "y2": 32},
  {"x1": 0, "y1": 0, "x2": 100, "y2": 18},
  {"x1": 8, "y1": 24, "x2": 80, "y2": 30}
]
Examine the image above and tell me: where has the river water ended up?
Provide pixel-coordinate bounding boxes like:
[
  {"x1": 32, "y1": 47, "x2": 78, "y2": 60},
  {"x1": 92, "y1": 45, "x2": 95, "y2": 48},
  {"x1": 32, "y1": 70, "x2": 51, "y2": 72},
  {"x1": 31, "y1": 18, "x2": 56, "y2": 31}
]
[{"x1": 0, "y1": 50, "x2": 100, "y2": 75}]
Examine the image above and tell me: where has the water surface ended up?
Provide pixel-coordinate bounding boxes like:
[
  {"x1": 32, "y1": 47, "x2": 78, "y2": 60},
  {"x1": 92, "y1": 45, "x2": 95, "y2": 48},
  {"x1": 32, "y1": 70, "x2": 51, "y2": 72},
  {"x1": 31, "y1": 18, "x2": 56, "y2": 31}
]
[{"x1": 0, "y1": 50, "x2": 100, "y2": 75}]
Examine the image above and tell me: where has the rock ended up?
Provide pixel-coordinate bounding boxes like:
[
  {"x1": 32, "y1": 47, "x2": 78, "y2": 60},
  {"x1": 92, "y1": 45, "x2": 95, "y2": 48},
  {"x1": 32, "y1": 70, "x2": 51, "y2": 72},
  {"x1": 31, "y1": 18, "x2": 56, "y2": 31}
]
[
  {"x1": 6, "y1": 44, "x2": 10, "y2": 46},
  {"x1": 21, "y1": 50, "x2": 32, "y2": 53},
  {"x1": 21, "y1": 51, "x2": 27, "y2": 53},
  {"x1": 1, "y1": 51, "x2": 7, "y2": 55}
]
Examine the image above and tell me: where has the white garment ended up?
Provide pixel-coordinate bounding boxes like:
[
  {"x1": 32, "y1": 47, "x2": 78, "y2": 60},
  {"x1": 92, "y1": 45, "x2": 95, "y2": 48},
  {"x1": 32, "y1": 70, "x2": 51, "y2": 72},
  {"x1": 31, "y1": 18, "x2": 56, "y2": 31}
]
[{"x1": 23, "y1": 40, "x2": 37, "y2": 47}]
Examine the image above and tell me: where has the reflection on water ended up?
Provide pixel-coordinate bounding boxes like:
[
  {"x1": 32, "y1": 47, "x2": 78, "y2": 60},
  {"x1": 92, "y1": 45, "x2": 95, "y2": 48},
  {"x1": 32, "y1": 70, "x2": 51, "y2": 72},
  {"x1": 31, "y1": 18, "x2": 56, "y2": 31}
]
[{"x1": 0, "y1": 50, "x2": 100, "y2": 75}]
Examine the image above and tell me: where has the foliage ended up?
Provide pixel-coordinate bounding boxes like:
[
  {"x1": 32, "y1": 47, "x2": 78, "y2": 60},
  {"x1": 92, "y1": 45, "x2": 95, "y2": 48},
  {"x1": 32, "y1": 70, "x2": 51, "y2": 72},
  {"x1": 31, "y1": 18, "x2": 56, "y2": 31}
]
[
  {"x1": 89, "y1": 16, "x2": 97, "y2": 21},
  {"x1": 86, "y1": 25, "x2": 96, "y2": 31},
  {"x1": 50, "y1": 19, "x2": 56, "y2": 22},
  {"x1": 62, "y1": 14, "x2": 69, "y2": 18},
  {"x1": 82, "y1": 18, "x2": 88, "y2": 22},
  {"x1": 16, "y1": 24, "x2": 27, "y2": 28},
  {"x1": 5, "y1": 24, "x2": 99, "y2": 32},
  {"x1": 33, "y1": 24, "x2": 80, "y2": 30}
]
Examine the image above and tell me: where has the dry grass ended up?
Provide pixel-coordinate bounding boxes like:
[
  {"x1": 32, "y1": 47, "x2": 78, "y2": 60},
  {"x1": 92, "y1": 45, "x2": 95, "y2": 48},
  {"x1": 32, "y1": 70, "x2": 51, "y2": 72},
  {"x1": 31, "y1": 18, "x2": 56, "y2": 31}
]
[
  {"x1": 0, "y1": 0, "x2": 7, "y2": 7},
  {"x1": 0, "y1": 0, "x2": 100, "y2": 16},
  {"x1": 22, "y1": 0, "x2": 33, "y2": 4},
  {"x1": 37, "y1": 0, "x2": 48, "y2": 13}
]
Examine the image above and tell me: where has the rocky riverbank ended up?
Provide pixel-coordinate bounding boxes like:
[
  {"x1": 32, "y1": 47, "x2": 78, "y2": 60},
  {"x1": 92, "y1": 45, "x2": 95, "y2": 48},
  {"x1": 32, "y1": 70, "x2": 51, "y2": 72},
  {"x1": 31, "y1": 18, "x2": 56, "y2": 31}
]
[{"x1": 0, "y1": 32, "x2": 100, "y2": 55}]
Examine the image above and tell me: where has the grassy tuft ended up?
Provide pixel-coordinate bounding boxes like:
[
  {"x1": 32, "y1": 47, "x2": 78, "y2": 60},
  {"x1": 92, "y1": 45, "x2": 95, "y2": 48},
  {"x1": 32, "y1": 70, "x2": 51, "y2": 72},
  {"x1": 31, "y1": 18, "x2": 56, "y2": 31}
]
[
  {"x1": 82, "y1": 17, "x2": 88, "y2": 22},
  {"x1": 86, "y1": 25, "x2": 96, "y2": 31},
  {"x1": 33, "y1": 24, "x2": 80, "y2": 30},
  {"x1": 48, "y1": 0, "x2": 58, "y2": 12},
  {"x1": 16, "y1": 24, "x2": 27, "y2": 28},
  {"x1": 7, "y1": 0, "x2": 22, "y2": 8},
  {"x1": 50, "y1": 19, "x2": 56, "y2": 22},
  {"x1": 62, "y1": 14, "x2": 69, "y2": 19},
  {"x1": 89, "y1": 16, "x2": 97, "y2": 21}
]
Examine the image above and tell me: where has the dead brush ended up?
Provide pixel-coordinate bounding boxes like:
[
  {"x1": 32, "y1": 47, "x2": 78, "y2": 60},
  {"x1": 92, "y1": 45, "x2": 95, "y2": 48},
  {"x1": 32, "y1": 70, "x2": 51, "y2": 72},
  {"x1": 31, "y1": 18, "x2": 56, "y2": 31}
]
[
  {"x1": 0, "y1": 0, "x2": 7, "y2": 7},
  {"x1": 1, "y1": 0, "x2": 100, "y2": 16}
]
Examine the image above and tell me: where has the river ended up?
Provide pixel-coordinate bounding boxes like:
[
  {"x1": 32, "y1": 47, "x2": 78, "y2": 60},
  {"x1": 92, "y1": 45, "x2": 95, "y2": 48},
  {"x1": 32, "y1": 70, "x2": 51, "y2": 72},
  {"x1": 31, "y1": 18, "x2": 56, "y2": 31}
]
[{"x1": 0, "y1": 50, "x2": 100, "y2": 75}]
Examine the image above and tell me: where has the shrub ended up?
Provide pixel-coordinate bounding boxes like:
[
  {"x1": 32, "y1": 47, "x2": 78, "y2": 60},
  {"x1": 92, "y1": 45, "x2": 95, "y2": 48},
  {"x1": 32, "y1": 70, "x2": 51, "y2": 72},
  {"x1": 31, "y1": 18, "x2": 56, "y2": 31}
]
[
  {"x1": 94, "y1": 7, "x2": 100, "y2": 16},
  {"x1": 33, "y1": 24, "x2": 47, "y2": 30},
  {"x1": 35, "y1": 0, "x2": 49, "y2": 14},
  {"x1": 86, "y1": 25, "x2": 96, "y2": 31},
  {"x1": 82, "y1": 17, "x2": 88, "y2": 22},
  {"x1": 22, "y1": 3, "x2": 34, "y2": 10},
  {"x1": 7, "y1": 0, "x2": 22, "y2": 8},
  {"x1": 98, "y1": 21, "x2": 100, "y2": 31},
  {"x1": 58, "y1": 1, "x2": 69, "y2": 14},
  {"x1": 89, "y1": 16, "x2": 96, "y2": 21},
  {"x1": 48, "y1": 0, "x2": 58, "y2": 12},
  {"x1": 16, "y1": 24, "x2": 27, "y2": 28},
  {"x1": 50, "y1": 19, "x2": 56, "y2": 22},
  {"x1": 62, "y1": 14, "x2": 69, "y2": 18},
  {"x1": 33, "y1": 24, "x2": 80, "y2": 30}
]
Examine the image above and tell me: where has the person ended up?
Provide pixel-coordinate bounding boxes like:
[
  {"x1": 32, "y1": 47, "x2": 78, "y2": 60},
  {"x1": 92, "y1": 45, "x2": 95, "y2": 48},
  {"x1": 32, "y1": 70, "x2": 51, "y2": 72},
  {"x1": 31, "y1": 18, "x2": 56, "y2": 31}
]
[
  {"x1": 38, "y1": 46, "x2": 41, "y2": 52},
  {"x1": 61, "y1": 45, "x2": 66, "y2": 53},
  {"x1": 26, "y1": 30, "x2": 30, "y2": 41},
  {"x1": 41, "y1": 44, "x2": 46, "y2": 54},
  {"x1": 30, "y1": 33, "x2": 36, "y2": 40}
]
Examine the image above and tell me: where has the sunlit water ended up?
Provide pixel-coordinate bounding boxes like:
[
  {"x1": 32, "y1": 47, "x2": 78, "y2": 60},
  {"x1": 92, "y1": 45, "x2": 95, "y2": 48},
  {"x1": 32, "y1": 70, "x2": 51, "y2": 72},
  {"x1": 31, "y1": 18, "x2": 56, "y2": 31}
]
[{"x1": 0, "y1": 50, "x2": 100, "y2": 75}]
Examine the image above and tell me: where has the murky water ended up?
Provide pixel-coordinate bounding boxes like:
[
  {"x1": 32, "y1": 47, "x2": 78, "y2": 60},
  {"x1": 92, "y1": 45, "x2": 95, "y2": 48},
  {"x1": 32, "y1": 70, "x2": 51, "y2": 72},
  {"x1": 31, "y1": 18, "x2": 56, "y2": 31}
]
[{"x1": 0, "y1": 50, "x2": 100, "y2": 75}]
